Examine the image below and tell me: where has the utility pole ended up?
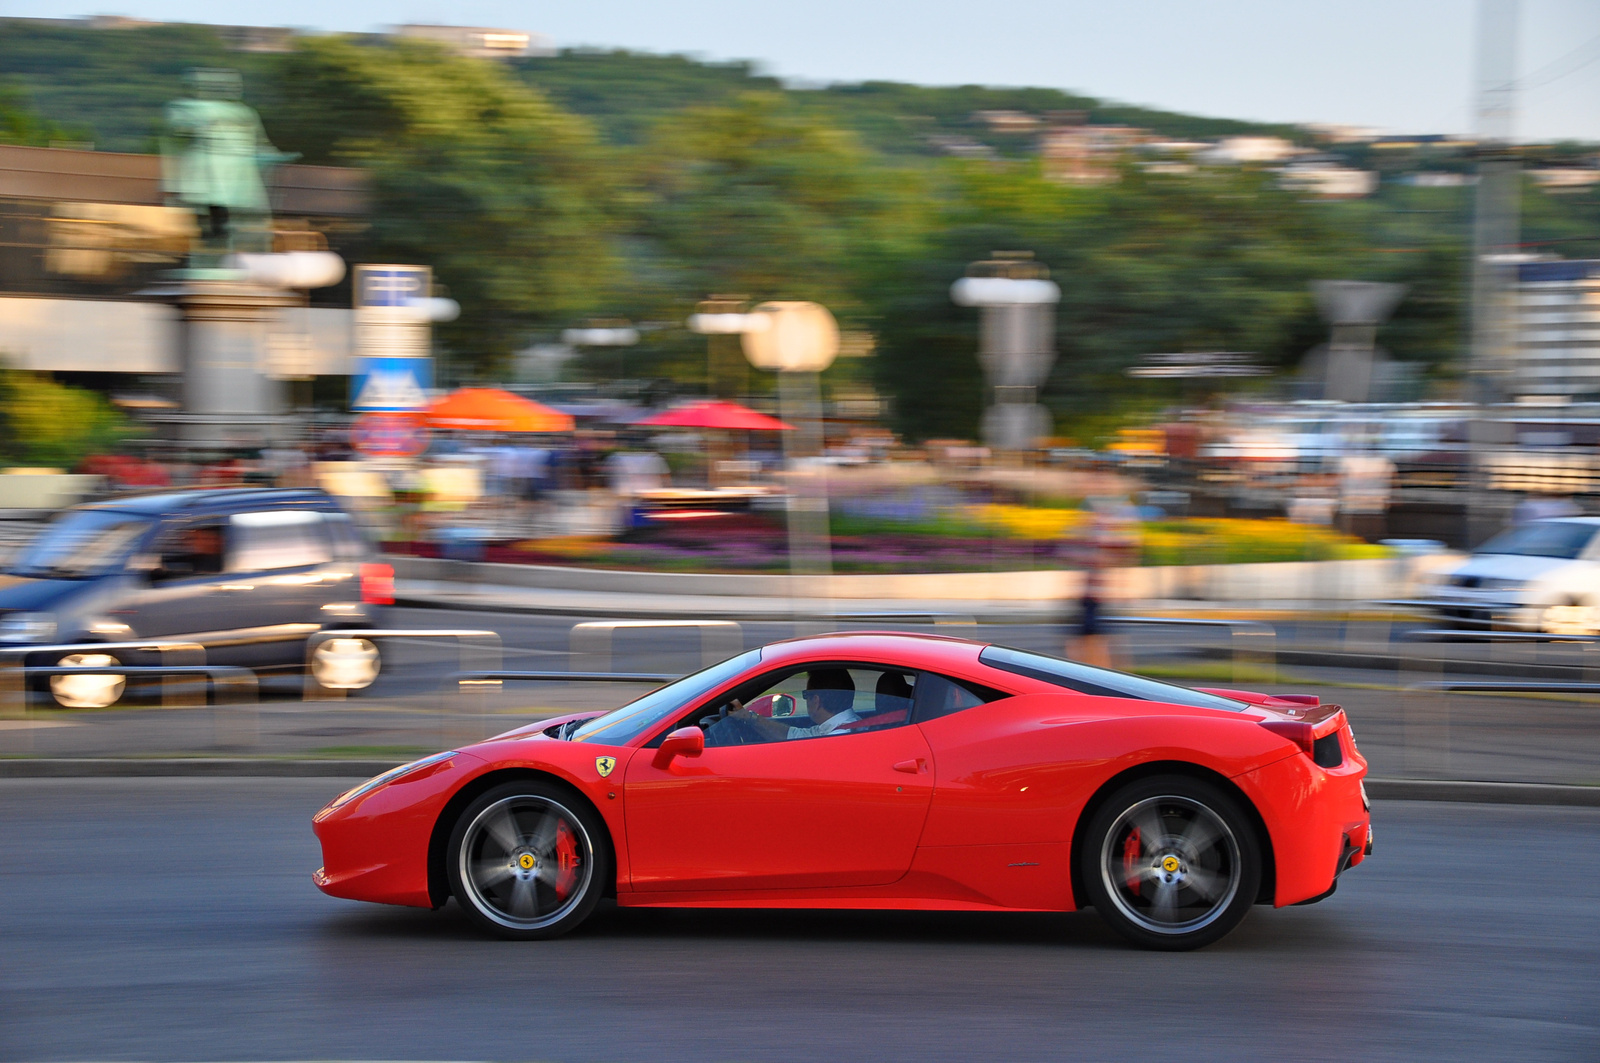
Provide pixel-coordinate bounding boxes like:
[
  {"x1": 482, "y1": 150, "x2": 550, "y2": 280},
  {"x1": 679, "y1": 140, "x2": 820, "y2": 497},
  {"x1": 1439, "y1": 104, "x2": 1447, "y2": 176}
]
[{"x1": 1467, "y1": 0, "x2": 1521, "y2": 546}]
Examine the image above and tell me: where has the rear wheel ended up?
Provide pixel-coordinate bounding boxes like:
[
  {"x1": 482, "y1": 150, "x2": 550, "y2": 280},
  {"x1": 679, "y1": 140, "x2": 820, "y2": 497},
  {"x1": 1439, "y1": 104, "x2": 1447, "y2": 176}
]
[
  {"x1": 446, "y1": 781, "x2": 609, "y2": 940},
  {"x1": 1082, "y1": 775, "x2": 1260, "y2": 951}
]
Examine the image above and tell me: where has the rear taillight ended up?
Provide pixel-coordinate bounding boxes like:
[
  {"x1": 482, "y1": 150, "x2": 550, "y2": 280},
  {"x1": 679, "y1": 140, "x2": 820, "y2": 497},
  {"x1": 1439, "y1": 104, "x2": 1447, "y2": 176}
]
[
  {"x1": 1312, "y1": 732, "x2": 1344, "y2": 768},
  {"x1": 360, "y1": 562, "x2": 395, "y2": 605}
]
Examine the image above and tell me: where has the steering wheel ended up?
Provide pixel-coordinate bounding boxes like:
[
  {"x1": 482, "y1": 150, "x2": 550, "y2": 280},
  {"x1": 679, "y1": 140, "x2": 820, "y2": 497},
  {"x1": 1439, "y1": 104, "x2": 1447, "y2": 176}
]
[{"x1": 697, "y1": 704, "x2": 730, "y2": 730}]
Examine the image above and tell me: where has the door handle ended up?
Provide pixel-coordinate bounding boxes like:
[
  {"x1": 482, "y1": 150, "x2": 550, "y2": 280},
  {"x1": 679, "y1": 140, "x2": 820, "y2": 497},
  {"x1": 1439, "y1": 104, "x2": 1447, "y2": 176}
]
[{"x1": 892, "y1": 758, "x2": 925, "y2": 774}]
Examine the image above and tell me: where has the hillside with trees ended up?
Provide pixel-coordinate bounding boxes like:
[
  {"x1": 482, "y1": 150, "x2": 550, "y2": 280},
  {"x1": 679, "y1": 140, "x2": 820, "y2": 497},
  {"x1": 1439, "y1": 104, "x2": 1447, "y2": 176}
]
[{"x1": 2, "y1": 20, "x2": 1596, "y2": 440}]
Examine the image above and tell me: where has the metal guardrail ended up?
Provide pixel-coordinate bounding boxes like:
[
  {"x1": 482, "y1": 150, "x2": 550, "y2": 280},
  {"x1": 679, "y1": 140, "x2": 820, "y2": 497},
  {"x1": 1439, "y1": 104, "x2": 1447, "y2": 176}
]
[
  {"x1": 303, "y1": 628, "x2": 502, "y2": 701},
  {"x1": 1107, "y1": 616, "x2": 1276, "y2": 683},
  {"x1": 1402, "y1": 629, "x2": 1600, "y2": 644},
  {"x1": 0, "y1": 640, "x2": 206, "y2": 715},
  {"x1": 1409, "y1": 681, "x2": 1600, "y2": 694},
  {"x1": 570, "y1": 620, "x2": 741, "y2": 675},
  {"x1": 443, "y1": 670, "x2": 680, "y2": 693},
  {"x1": 827, "y1": 612, "x2": 978, "y2": 626},
  {"x1": 21, "y1": 664, "x2": 258, "y2": 703}
]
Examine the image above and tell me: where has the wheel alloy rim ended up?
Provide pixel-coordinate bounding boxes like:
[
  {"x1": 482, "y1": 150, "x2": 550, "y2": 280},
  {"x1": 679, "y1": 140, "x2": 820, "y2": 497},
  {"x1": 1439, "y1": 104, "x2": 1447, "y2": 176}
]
[
  {"x1": 459, "y1": 795, "x2": 593, "y2": 930},
  {"x1": 1099, "y1": 795, "x2": 1242, "y2": 936}
]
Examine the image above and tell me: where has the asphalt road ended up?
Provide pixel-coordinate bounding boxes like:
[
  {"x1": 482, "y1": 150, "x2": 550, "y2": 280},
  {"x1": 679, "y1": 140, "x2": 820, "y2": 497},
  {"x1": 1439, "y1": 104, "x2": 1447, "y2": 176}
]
[{"x1": 1, "y1": 779, "x2": 1595, "y2": 1062}]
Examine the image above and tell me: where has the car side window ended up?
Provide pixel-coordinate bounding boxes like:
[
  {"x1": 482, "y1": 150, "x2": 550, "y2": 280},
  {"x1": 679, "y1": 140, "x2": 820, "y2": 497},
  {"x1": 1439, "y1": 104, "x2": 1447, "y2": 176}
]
[
  {"x1": 699, "y1": 664, "x2": 918, "y2": 746},
  {"x1": 227, "y1": 510, "x2": 333, "y2": 572},
  {"x1": 151, "y1": 519, "x2": 226, "y2": 581},
  {"x1": 912, "y1": 671, "x2": 1009, "y2": 724}
]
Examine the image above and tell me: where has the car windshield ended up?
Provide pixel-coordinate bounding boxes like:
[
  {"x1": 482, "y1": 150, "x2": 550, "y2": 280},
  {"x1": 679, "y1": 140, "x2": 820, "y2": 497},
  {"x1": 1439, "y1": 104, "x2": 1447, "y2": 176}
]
[
  {"x1": 1476, "y1": 521, "x2": 1597, "y2": 560},
  {"x1": 10, "y1": 510, "x2": 155, "y2": 578},
  {"x1": 979, "y1": 645, "x2": 1249, "y2": 712},
  {"x1": 571, "y1": 648, "x2": 762, "y2": 745}
]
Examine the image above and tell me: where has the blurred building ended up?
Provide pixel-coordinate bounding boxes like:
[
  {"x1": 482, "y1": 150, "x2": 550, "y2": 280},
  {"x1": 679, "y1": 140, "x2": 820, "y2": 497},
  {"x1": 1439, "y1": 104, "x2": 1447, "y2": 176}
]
[
  {"x1": 1039, "y1": 119, "x2": 1151, "y2": 184},
  {"x1": 0, "y1": 143, "x2": 368, "y2": 378},
  {"x1": 1528, "y1": 168, "x2": 1600, "y2": 192},
  {"x1": 1278, "y1": 160, "x2": 1379, "y2": 198},
  {"x1": 1199, "y1": 136, "x2": 1304, "y2": 165},
  {"x1": 392, "y1": 24, "x2": 554, "y2": 59},
  {"x1": 1, "y1": 17, "x2": 548, "y2": 57},
  {"x1": 1511, "y1": 261, "x2": 1600, "y2": 400}
]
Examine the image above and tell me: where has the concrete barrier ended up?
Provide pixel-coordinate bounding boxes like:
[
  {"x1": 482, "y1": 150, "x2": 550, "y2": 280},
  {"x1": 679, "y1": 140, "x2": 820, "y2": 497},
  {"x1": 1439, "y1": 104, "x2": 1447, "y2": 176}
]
[{"x1": 390, "y1": 552, "x2": 1456, "y2": 604}]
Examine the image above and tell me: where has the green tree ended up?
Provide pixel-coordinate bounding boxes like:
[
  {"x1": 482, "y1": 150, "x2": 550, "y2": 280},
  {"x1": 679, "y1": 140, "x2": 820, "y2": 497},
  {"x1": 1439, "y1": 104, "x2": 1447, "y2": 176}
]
[
  {"x1": 0, "y1": 369, "x2": 132, "y2": 467},
  {"x1": 0, "y1": 81, "x2": 80, "y2": 146},
  {"x1": 872, "y1": 161, "x2": 1371, "y2": 441},
  {"x1": 260, "y1": 37, "x2": 621, "y2": 378}
]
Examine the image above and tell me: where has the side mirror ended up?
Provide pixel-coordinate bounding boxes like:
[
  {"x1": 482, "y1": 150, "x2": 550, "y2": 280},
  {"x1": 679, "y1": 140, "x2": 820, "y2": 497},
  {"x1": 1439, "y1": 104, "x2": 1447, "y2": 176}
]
[
  {"x1": 653, "y1": 726, "x2": 705, "y2": 769},
  {"x1": 746, "y1": 692, "x2": 797, "y2": 718}
]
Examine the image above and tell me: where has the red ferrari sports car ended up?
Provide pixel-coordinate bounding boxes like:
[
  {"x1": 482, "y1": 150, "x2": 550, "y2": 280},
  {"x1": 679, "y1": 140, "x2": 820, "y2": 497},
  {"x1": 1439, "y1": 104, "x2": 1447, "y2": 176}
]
[{"x1": 313, "y1": 632, "x2": 1371, "y2": 950}]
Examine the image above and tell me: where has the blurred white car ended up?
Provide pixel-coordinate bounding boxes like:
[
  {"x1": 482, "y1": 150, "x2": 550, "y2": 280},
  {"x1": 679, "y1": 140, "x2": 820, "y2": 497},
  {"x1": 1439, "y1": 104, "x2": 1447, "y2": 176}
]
[{"x1": 1417, "y1": 517, "x2": 1600, "y2": 633}]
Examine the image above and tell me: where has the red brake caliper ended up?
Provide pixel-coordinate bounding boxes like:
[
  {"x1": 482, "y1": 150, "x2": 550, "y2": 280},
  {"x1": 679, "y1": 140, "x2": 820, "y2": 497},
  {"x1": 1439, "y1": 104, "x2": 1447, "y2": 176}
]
[
  {"x1": 1123, "y1": 827, "x2": 1142, "y2": 897},
  {"x1": 553, "y1": 820, "x2": 581, "y2": 899}
]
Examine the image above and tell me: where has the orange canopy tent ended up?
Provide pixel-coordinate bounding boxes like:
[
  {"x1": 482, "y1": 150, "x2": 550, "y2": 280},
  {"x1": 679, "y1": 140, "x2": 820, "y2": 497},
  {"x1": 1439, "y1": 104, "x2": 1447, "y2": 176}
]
[{"x1": 427, "y1": 388, "x2": 574, "y2": 433}]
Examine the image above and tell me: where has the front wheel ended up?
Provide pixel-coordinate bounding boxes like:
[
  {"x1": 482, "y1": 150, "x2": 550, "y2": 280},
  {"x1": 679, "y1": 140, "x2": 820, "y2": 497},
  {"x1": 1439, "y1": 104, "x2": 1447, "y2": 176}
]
[
  {"x1": 1082, "y1": 775, "x2": 1261, "y2": 951},
  {"x1": 446, "y1": 781, "x2": 610, "y2": 940}
]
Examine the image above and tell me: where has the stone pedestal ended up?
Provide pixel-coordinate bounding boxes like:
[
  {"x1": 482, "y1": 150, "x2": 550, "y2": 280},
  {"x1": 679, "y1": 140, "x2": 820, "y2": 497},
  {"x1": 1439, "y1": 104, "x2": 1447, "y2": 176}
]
[{"x1": 156, "y1": 277, "x2": 301, "y2": 450}]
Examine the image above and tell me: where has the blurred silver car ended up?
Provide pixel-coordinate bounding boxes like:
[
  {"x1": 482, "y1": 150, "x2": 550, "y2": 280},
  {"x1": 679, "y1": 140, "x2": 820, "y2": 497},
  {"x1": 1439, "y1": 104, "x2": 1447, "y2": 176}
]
[
  {"x1": 1416, "y1": 517, "x2": 1600, "y2": 633},
  {"x1": 0, "y1": 487, "x2": 392, "y2": 703}
]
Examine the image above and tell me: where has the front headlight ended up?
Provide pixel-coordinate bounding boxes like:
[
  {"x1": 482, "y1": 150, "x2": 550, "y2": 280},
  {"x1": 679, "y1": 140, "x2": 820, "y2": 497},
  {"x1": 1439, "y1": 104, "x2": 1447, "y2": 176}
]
[
  {"x1": 0, "y1": 612, "x2": 57, "y2": 643},
  {"x1": 320, "y1": 750, "x2": 458, "y2": 813}
]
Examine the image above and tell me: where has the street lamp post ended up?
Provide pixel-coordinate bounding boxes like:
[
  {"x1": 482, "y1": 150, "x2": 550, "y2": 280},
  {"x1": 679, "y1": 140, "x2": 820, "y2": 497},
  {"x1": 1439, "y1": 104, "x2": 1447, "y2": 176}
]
[
  {"x1": 561, "y1": 325, "x2": 641, "y2": 391},
  {"x1": 688, "y1": 296, "x2": 752, "y2": 399},
  {"x1": 951, "y1": 253, "x2": 1061, "y2": 452},
  {"x1": 737, "y1": 301, "x2": 840, "y2": 582}
]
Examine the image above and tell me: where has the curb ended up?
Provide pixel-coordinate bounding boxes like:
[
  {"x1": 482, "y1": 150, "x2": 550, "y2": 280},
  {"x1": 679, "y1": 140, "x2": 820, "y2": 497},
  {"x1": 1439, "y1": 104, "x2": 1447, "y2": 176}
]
[
  {"x1": 1362, "y1": 778, "x2": 1600, "y2": 806},
  {"x1": 1, "y1": 759, "x2": 1597, "y2": 805}
]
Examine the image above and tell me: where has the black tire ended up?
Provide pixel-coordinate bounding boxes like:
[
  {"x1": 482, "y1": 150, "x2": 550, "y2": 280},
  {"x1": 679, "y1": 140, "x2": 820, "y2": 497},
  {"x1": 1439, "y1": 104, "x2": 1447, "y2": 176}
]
[
  {"x1": 1081, "y1": 774, "x2": 1261, "y2": 951},
  {"x1": 446, "y1": 780, "x2": 610, "y2": 940}
]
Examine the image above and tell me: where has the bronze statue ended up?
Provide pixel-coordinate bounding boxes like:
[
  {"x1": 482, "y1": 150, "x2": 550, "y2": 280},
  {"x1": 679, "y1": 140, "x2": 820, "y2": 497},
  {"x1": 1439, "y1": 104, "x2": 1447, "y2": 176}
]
[{"x1": 161, "y1": 68, "x2": 295, "y2": 258}]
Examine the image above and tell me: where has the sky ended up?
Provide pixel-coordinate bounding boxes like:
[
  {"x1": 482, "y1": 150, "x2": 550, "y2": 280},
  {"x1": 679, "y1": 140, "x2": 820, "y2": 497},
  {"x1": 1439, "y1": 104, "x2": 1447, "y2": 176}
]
[{"x1": 4, "y1": 0, "x2": 1599, "y2": 141}]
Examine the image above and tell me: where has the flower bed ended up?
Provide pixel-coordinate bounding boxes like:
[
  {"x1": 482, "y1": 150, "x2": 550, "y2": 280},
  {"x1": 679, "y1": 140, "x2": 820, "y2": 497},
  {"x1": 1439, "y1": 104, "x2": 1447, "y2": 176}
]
[{"x1": 384, "y1": 510, "x2": 1388, "y2": 572}]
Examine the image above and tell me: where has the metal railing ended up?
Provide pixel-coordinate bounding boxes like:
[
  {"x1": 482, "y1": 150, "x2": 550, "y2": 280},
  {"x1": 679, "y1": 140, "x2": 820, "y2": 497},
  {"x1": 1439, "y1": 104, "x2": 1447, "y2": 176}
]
[
  {"x1": 303, "y1": 628, "x2": 502, "y2": 700},
  {"x1": 1107, "y1": 616, "x2": 1276, "y2": 683},
  {"x1": 569, "y1": 620, "x2": 741, "y2": 675},
  {"x1": 1409, "y1": 680, "x2": 1600, "y2": 694},
  {"x1": 22, "y1": 663, "x2": 257, "y2": 702},
  {"x1": 0, "y1": 640, "x2": 206, "y2": 715},
  {"x1": 443, "y1": 669, "x2": 680, "y2": 693}
]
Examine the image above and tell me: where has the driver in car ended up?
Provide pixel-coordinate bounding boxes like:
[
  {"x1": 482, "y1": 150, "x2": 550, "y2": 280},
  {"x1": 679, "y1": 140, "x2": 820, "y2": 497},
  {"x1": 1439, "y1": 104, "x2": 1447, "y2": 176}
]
[{"x1": 711, "y1": 668, "x2": 859, "y2": 743}]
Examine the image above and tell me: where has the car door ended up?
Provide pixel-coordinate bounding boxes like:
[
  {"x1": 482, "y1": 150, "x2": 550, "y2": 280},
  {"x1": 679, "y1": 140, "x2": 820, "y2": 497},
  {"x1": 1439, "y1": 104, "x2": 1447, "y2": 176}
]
[
  {"x1": 124, "y1": 515, "x2": 244, "y2": 653},
  {"x1": 217, "y1": 508, "x2": 339, "y2": 667},
  {"x1": 622, "y1": 663, "x2": 934, "y2": 892}
]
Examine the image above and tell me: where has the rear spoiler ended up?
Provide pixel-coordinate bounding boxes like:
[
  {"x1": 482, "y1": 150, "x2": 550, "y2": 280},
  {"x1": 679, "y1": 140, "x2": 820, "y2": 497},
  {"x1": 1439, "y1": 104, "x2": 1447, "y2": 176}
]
[{"x1": 1196, "y1": 687, "x2": 1346, "y2": 757}]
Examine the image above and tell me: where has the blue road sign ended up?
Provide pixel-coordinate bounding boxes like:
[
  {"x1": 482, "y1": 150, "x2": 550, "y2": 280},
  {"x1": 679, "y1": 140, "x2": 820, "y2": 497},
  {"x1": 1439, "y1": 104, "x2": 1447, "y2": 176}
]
[
  {"x1": 356, "y1": 265, "x2": 431, "y2": 309},
  {"x1": 351, "y1": 356, "x2": 434, "y2": 412}
]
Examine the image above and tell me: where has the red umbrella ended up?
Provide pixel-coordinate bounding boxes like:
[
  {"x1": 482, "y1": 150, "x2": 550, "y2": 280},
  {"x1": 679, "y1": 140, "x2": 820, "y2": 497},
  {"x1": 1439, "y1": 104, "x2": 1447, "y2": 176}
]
[{"x1": 635, "y1": 400, "x2": 792, "y2": 431}]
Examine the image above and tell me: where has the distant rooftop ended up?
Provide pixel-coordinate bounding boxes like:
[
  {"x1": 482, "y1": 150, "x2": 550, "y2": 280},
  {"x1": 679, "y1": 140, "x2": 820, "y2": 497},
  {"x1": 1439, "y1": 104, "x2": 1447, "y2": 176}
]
[{"x1": 0, "y1": 17, "x2": 551, "y2": 58}]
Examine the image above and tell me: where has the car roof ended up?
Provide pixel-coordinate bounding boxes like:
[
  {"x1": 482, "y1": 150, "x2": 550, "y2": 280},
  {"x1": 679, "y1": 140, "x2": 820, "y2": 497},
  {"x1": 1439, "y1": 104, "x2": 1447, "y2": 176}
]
[
  {"x1": 75, "y1": 487, "x2": 338, "y2": 516},
  {"x1": 758, "y1": 631, "x2": 988, "y2": 671}
]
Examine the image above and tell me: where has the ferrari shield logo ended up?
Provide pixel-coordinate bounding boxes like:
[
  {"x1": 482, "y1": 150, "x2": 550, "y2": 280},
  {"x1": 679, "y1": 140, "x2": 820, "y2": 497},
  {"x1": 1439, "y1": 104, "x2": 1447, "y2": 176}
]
[{"x1": 595, "y1": 756, "x2": 617, "y2": 778}]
